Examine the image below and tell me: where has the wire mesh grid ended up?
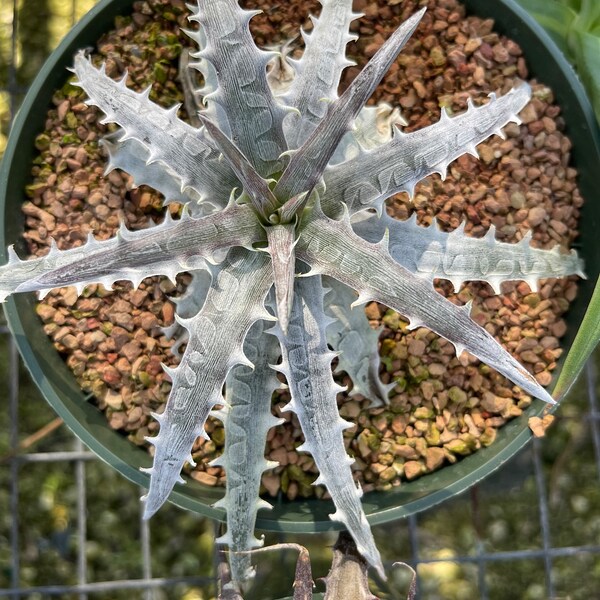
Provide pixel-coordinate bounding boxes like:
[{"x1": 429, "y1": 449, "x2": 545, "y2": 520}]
[{"x1": 1, "y1": 1, "x2": 599, "y2": 599}]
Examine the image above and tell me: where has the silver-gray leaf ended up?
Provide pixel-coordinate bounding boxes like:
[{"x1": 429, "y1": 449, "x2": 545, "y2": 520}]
[
  {"x1": 272, "y1": 276, "x2": 385, "y2": 578},
  {"x1": 275, "y1": 8, "x2": 425, "y2": 201},
  {"x1": 189, "y1": 0, "x2": 288, "y2": 176},
  {"x1": 322, "y1": 84, "x2": 532, "y2": 216},
  {"x1": 72, "y1": 52, "x2": 238, "y2": 205},
  {"x1": 352, "y1": 208, "x2": 584, "y2": 293},
  {"x1": 143, "y1": 249, "x2": 273, "y2": 518},
  {"x1": 0, "y1": 204, "x2": 263, "y2": 302},
  {"x1": 216, "y1": 319, "x2": 283, "y2": 587},
  {"x1": 283, "y1": 0, "x2": 360, "y2": 149},
  {"x1": 324, "y1": 276, "x2": 393, "y2": 406}
]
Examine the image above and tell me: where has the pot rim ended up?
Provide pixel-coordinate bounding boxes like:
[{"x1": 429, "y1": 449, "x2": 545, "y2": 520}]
[{"x1": 0, "y1": 0, "x2": 598, "y2": 533}]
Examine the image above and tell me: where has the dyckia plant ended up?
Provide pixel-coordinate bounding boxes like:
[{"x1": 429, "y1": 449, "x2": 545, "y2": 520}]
[{"x1": 0, "y1": 0, "x2": 584, "y2": 586}]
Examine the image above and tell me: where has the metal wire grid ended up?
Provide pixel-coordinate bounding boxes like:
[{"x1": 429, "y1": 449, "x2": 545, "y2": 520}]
[{"x1": 1, "y1": 1, "x2": 600, "y2": 598}]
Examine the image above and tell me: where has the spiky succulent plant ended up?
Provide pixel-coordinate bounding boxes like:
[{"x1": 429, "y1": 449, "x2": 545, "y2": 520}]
[{"x1": 0, "y1": 0, "x2": 584, "y2": 586}]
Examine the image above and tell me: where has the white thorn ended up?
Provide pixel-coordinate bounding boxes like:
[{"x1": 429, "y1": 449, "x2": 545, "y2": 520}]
[
  {"x1": 7, "y1": 245, "x2": 19, "y2": 263},
  {"x1": 406, "y1": 317, "x2": 424, "y2": 331},
  {"x1": 453, "y1": 341, "x2": 466, "y2": 357},
  {"x1": 161, "y1": 363, "x2": 177, "y2": 381}
]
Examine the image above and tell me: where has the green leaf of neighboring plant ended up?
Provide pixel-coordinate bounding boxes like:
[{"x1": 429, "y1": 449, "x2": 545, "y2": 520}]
[
  {"x1": 569, "y1": 28, "x2": 600, "y2": 122},
  {"x1": 573, "y1": 0, "x2": 600, "y2": 33},
  {"x1": 553, "y1": 275, "x2": 600, "y2": 400},
  {"x1": 516, "y1": 0, "x2": 600, "y2": 122},
  {"x1": 515, "y1": 0, "x2": 576, "y2": 52}
]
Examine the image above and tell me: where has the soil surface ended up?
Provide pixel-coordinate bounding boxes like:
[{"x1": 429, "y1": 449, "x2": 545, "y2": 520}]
[{"x1": 23, "y1": 0, "x2": 582, "y2": 501}]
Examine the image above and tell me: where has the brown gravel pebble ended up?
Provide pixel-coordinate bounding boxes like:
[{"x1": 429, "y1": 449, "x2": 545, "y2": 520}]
[
  {"x1": 425, "y1": 447, "x2": 446, "y2": 471},
  {"x1": 191, "y1": 471, "x2": 219, "y2": 486},
  {"x1": 481, "y1": 393, "x2": 509, "y2": 414},
  {"x1": 404, "y1": 461, "x2": 423, "y2": 480},
  {"x1": 528, "y1": 414, "x2": 555, "y2": 437},
  {"x1": 262, "y1": 473, "x2": 281, "y2": 496},
  {"x1": 23, "y1": 0, "x2": 582, "y2": 500}
]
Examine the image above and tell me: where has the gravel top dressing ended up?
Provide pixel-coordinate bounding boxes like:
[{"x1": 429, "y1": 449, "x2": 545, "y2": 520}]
[{"x1": 23, "y1": 0, "x2": 581, "y2": 501}]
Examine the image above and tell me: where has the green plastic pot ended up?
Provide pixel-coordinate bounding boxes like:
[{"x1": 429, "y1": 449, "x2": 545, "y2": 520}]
[{"x1": 0, "y1": 0, "x2": 598, "y2": 534}]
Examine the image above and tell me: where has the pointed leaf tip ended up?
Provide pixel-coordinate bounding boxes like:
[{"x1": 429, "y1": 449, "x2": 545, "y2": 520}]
[
  {"x1": 198, "y1": 114, "x2": 279, "y2": 218},
  {"x1": 275, "y1": 6, "x2": 426, "y2": 200},
  {"x1": 266, "y1": 224, "x2": 296, "y2": 335}
]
